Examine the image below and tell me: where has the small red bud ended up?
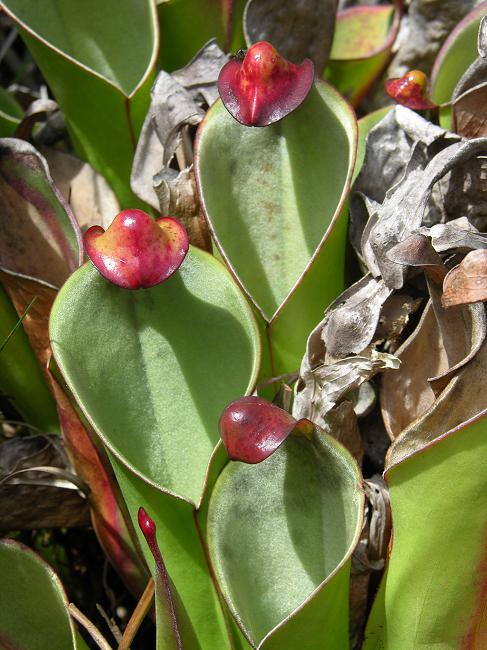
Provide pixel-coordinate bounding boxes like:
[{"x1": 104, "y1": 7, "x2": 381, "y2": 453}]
[
  {"x1": 385, "y1": 70, "x2": 438, "y2": 110},
  {"x1": 84, "y1": 209, "x2": 189, "y2": 289}
]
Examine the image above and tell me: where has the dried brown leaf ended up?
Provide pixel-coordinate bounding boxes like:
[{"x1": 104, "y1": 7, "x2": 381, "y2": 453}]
[
  {"x1": 453, "y1": 82, "x2": 487, "y2": 139},
  {"x1": 154, "y1": 166, "x2": 211, "y2": 251},
  {"x1": 442, "y1": 249, "x2": 487, "y2": 308}
]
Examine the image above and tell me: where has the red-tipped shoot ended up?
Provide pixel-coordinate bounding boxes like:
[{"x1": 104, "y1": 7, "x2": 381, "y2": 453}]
[
  {"x1": 219, "y1": 395, "x2": 314, "y2": 464},
  {"x1": 84, "y1": 209, "x2": 189, "y2": 290},
  {"x1": 218, "y1": 41, "x2": 314, "y2": 127},
  {"x1": 385, "y1": 70, "x2": 438, "y2": 110}
]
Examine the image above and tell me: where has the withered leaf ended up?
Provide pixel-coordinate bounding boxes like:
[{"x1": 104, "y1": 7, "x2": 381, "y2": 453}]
[
  {"x1": 381, "y1": 293, "x2": 487, "y2": 439},
  {"x1": 294, "y1": 346, "x2": 399, "y2": 427},
  {"x1": 321, "y1": 274, "x2": 392, "y2": 357},
  {"x1": 374, "y1": 293, "x2": 423, "y2": 352},
  {"x1": 131, "y1": 39, "x2": 228, "y2": 209},
  {"x1": 442, "y1": 249, "x2": 487, "y2": 307},
  {"x1": 243, "y1": 0, "x2": 337, "y2": 75},
  {"x1": 421, "y1": 218, "x2": 487, "y2": 254},
  {"x1": 350, "y1": 106, "x2": 459, "y2": 258},
  {"x1": 479, "y1": 15, "x2": 487, "y2": 58},
  {"x1": 14, "y1": 98, "x2": 58, "y2": 141},
  {"x1": 453, "y1": 82, "x2": 487, "y2": 139},
  {"x1": 387, "y1": 232, "x2": 447, "y2": 284},
  {"x1": 154, "y1": 165, "x2": 211, "y2": 251},
  {"x1": 364, "y1": 138, "x2": 487, "y2": 288}
]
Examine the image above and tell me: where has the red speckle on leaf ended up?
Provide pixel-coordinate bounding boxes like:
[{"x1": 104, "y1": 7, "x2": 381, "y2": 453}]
[
  {"x1": 84, "y1": 209, "x2": 189, "y2": 289},
  {"x1": 385, "y1": 70, "x2": 438, "y2": 110},
  {"x1": 218, "y1": 41, "x2": 314, "y2": 127},
  {"x1": 219, "y1": 395, "x2": 313, "y2": 464}
]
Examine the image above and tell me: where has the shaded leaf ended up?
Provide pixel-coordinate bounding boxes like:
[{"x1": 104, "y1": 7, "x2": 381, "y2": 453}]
[
  {"x1": 47, "y1": 368, "x2": 149, "y2": 598},
  {"x1": 3, "y1": 0, "x2": 159, "y2": 206},
  {"x1": 0, "y1": 282, "x2": 58, "y2": 431},
  {"x1": 207, "y1": 427, "x2": 364, "y2": 649},
  {"x1": 0, "y1": 538, "x2": 86, "y2": 649},
  {"x1": 138, "y1": 508, "x2": 198, "y2": 650},
  {"x1": 0, "y1": 88, "x2": 23, "y2": 137},
  {"x1": 0, "y1": 138, "x2": 82, "y2": 286},
  {"x1": 442, "y1": 249, "x2": 487, "y2": 307},
  {"x1": 218, "y1": 41, "x2": 314, "y2": 127},
  {"x1": 244, "y1": 0, "x2": 337, "y2": 75},
  {"x1": 0, "y1": 434, "x2": 89, "y2": 530}
]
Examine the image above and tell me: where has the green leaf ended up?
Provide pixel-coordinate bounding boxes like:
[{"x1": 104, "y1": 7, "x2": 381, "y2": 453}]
[
  {"x1": 0, "y1": 283, "x2": 58, "y2": 431},
  {"x1": 207, "y1": 428, "x2": 364, "y2": 649},
  {"x1": 50, "y1": 248, "x2": 261, "y2": 649},
  {"x1": 0, "y1": 538, "x2": 87, "y2": 649},
  {"x1": 364, "y1": 409, "x2": 487, "y2": 648},
  {"x1": 431, "y1": 1, "x2": 487, "y2": 129},
  {"x1": 325, "y1": 5, "x2": 400, "y2": 107},
  {"x1": 2, "y1": 0, "x2": 159, "y2": 207},
  {"x1": 158, "y1": 0, "x2": 246, "y2": 72},
  {"x1": 195, "y1": 80, "x2": 357, "y2": 372},
  {"x1": 0, "y1": 88, "x2": 23, "y2": 137}
]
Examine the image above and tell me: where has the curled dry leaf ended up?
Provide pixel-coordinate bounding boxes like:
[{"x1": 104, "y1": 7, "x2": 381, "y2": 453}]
[
  {"x1": 479, "y1": 15, "x2": 487, "y2": 57},
  {"x1": 420, "y1": 217, "x2": 487, "y2": 253},
  {"x1": 131, "y1": 40, "x2": 228, "y2": 210},
  {"x1": 453, "y1": 82, "x2": 487, "y2": 138},
  {"x1": 321, "y1": 274, "x2": 392, "y2": 357},
  {"x1": 442, "y1": 249, "x2": 487, "y2": 307},
  {"x1": 154, "y1": 166, "x2": 211, "y2": 252},
  {"x1": 350, "y1": 106, "x2": 458, "y2": 258},
  {"x1": 362, "y1": 137, "x2": 487, "y2": 288},
  {"x1": 294, "y1": 346, "x2": 399, "y2": 429},
  {"x1": 381, "y1": 294, "x2": 487, "y2": 439},
  {"x1": 386, "y1": 232, "x2": 446, "y2": 284},
  {"x1": 243, "y1": 0, "x2": 337, "y2": 75},
  {"x1": 14, "y1": 98, "x2": 58, "y2": 141}
]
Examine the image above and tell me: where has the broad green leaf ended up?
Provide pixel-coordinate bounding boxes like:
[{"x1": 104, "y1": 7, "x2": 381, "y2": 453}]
[
  {"x1": 431, "y1": 1, "x2": 487, "y2": 129},
  {"x1": 207, "y1": 429, "x2": 364, "y2": 649},
  {"x1": 50, "y1": 248, "x2": 261, "y2": 649},
  {"x1": 364, "y1": 409, "x2": 487, "y2": 649},
  {"x1": 325, "y1": 5, "x2": 400, "y2": 107},
  {"x1": 0, "y1": 88, "x2": 23, "y2": 137},
  {"x1": 158, "y1": 0, "x2": 246, "y2": 72},
  {"x1": 2, "y1": 0, "x2": 159, "y2": 207},
  {"x1": 0, "y1": 538, "x2": 87, "y2": 649},
  {"x1": 195, "y1": 80, "x2": 356, "y2": 372}
]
